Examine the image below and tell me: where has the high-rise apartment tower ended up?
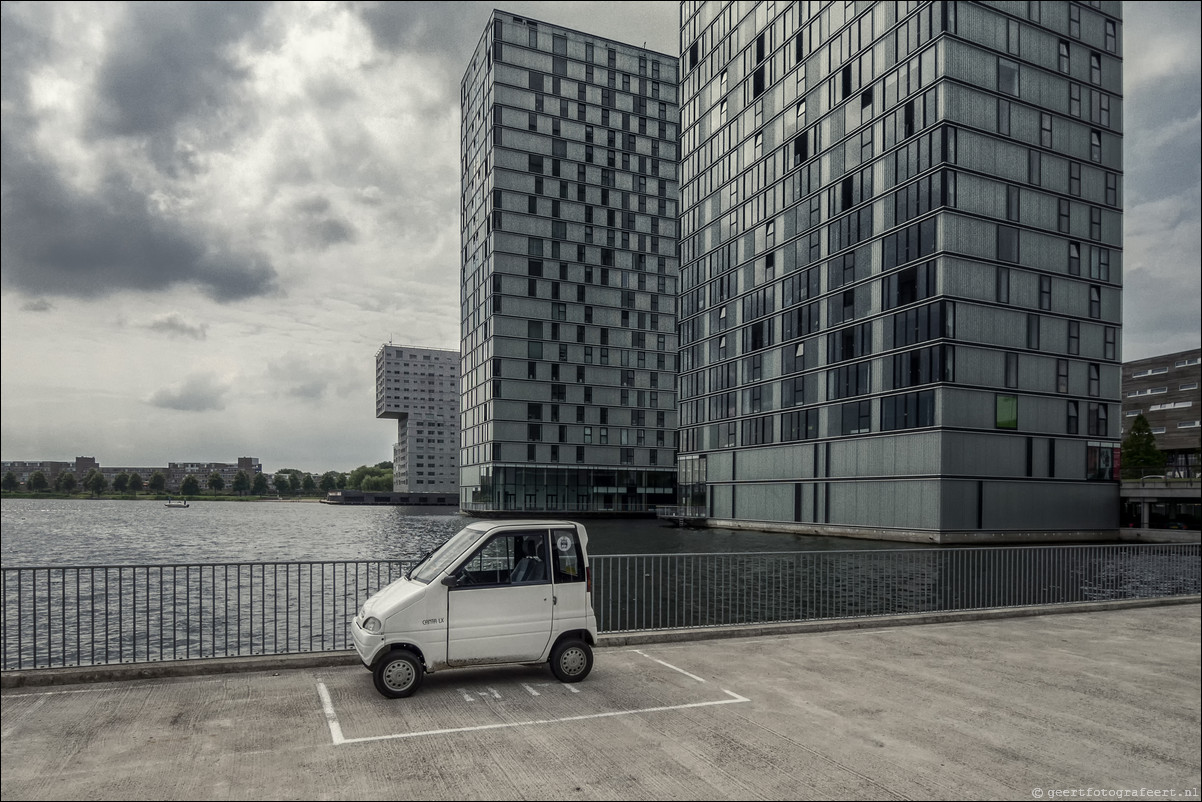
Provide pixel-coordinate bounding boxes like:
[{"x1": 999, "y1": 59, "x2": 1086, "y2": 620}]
[
  {"x1": 676, "y1": 1, "x2": 1123, "y2": 542},
  {"x1": 376, "y1": 344, "x2": 460, "y2": 494},
  {"x1": 459, "y1": 12, "x2": 681, "y2": 514}
]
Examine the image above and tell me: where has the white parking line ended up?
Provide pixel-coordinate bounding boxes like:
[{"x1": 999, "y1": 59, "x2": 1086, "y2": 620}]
[
  {"x1": 317, "y1": 650, "x2": 748, "y2": 746},
  {"x1": 316, "y1": 681, "x2": 749, "y2": 745},
  {"x1": 630, "y1": 649, "x2": 708, "y2": 682},
  {"x1": 316, "y1": 681, "x2": 346, "y2": 743}
]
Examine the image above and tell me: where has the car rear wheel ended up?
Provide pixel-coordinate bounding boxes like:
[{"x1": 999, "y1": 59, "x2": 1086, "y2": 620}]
[
  {"x1": 373, "y1": 649, "x2": 423, "y2": 698},
  {"x1": 550, "y1": 638, "x2": 592, "y2": 683}
]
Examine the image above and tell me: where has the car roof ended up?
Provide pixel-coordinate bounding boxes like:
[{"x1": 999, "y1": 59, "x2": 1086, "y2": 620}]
[{"x1": 466, "y1": 520, "x2": 581, "y2": 531}]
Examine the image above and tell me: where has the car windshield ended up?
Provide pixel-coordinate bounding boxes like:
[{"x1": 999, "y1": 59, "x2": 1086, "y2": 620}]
[{"x1": 409, "y1": 526, "x2": 484, "y2": 585}]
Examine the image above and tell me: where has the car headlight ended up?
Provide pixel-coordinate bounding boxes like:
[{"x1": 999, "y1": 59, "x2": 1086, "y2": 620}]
[{"x1": 362, "y1": 616, "x2": 382, "y2": 634}]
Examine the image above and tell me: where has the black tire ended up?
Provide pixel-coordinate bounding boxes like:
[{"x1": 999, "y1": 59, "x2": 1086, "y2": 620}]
[
  {"x1": 549, "y1": 638, "x2": 593, "y2": 683},
  {"x1": 373, "y1": 649, "x2": 424, "y2": 698}
]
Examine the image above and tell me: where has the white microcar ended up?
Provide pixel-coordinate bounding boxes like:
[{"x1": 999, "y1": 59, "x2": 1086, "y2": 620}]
[{"x1": 352, "y1": 520, "x2": 599, "y2": 698}]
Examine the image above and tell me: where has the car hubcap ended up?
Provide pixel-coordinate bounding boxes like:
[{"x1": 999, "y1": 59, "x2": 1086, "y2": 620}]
[
  {"x1": 383, "y1": 659, "x2": 414, "y2": 690},
  {"x1": 560, "y1": 647, "x2": 587, "y2": 676}
]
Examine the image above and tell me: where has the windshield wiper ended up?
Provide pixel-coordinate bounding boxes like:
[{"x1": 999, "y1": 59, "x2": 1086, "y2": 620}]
[{"x1": 405, "y1": 549, "x2": 434, "y2": 580}]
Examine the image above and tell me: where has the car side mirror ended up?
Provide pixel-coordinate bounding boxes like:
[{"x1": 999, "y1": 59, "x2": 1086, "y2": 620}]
[{"x1": 441, "y1": 575, "x2": 458, "y2": 588}]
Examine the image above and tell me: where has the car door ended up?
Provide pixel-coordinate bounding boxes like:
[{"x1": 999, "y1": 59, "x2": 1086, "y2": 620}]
[
  {"x1": 547, "y1": 526, "x2": 590, "y2": 631},
  {"x1": 446, "y1": 530, "x2": 553, "y2": 665}
]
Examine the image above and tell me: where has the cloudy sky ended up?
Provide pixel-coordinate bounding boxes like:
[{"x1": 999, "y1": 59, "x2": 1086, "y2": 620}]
[{"x1": 2, "y1": 2, "x2": 1199, "y2": 475}]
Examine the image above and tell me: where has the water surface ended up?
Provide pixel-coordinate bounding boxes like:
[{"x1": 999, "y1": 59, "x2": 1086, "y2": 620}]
[{"x1": 0, "y1": 498, "x2": 913, "y2": 566}]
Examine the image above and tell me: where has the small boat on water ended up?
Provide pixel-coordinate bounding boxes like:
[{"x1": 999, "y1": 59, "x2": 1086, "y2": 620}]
[{"x1": 165, "y1": 498, "x2": 190, "y2": 508}]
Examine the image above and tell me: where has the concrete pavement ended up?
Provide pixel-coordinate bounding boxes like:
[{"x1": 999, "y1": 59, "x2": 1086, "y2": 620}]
[{"x1": 2, "y1": 601, "x2": 1199, "y2": 801}]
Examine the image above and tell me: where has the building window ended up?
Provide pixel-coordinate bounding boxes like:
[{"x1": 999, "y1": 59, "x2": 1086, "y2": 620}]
[
  {"x1": 1090, "y1": 247, "x2": 1110, "y2": 281},
  {"x1": 1007, "y1": 19, "x2": 1021, "y2": 55},
  {"x1": 1040, "y1": 275, "x2": 1052, "y2": 310},
  {"x1": 881, "y1": 391, "x2": 935, "y2": 431},
  {"x1": 998, "y1": 58, "x2": 1020, "y2": 97},
  {"x1": 1067, "y1": 400, "x2": 1079, "y2": 434},
  {"x1": 1007, "y1": 185, "x2": 1020, "y2": 222},
  {"x1": 1068, "y1": 320, "x2": 1080, "y2": 355},
  {"x1": 998, "y1": 226, "x2": 1019, "y2": 263},
  {"x1": 1057, "y1": 359, "x2": 1069, "y2": 393},
  {"x1": 1069, "y1": 241, "x2": 1081, "y2": 275},
  {"x1": 1088, "y1": 363, "x2": 1101, "y2": 397},
  {"x1": 1090, "y1": 130, "x2": 1102, "y2": 163},
  {"x1": 1089, "y1": 285, "x2": 1102, "y2": 319},
  {"x1": 1058, "y1": 40, "x2": 1071, "y2": 73},
  {"x1": 1041, "y1": 113, "x2": 1053, "y2": 148},
  {"x1": 840, "y1": 400, "x2": 872, "y2": 435},
  {"x1": 1027, "y1": 314, "x2": 1041, "y2": 350},
  {"x1": 1070, "y1": 83, "x2": 1082, "y2": 118},
  {"x1": 1090, "y1": 52, "x2": 1102, "y2": 85},
  {"x1": 996, "y1": 394, "x2": 1018, "y2": 429},
  {"x1": 1058, "y1": 199, "x2": 1071, "y2": 233},
  {"x1": 1006, "y1": 352, "x2": 1019, "y2": 388}
]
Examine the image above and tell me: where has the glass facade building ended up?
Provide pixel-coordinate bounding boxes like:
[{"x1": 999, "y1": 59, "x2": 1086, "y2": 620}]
[
  {"x1": 676, "y1": 1, "x2": 1123, "y2": 541},
  {"x1": 459, "y1": 12, "x2": 681, "y2": 514}
]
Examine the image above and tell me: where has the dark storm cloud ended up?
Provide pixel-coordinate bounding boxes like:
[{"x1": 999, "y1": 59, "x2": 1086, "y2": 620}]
[
  {"x1": 358, "y1": 2, "x2": 488, "y2": 65},
  {"x1": 0, "y1": 138, "x2": 278, "y2": 302},
  {"x1": 147, "y1": 373, "x2": 230, "y2": 411},
  {"x1": 20, "y1": 299, "x2": 54, "y2": 312},
  {"x1": 90, "y1": 1, "x2": 272, "y2": 173},
  {"x1": 0, "y1": 2, "x2": 279, "y2": 303}
]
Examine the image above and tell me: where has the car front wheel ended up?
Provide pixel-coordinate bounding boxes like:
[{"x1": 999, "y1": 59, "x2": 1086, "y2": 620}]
[
  {"x1": 373, "y1": 649, "x2": 424, "y2": 698},
  {"x1": 550, "y1": 638, "x2": 593, "y2": 683}
]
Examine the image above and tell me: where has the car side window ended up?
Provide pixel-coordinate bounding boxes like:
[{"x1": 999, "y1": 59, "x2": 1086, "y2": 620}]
[
  {"x1": 454, "y1": 532, "x2": 549, "y2": 587},
  {"x1": 550, "y1": 529, "x2": 585, "y2": 583},
  {"x1": 509, "y1": 532, "x2": 548, "y2": 584}
]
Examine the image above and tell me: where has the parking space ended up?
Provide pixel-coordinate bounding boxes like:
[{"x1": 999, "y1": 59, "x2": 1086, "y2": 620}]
[
  {"x1": 2, "y1": 605, "x2": 1199, "y2": 801},
  {"x1": 315, "y1": 648, "x2": 750, "y2": 745}
]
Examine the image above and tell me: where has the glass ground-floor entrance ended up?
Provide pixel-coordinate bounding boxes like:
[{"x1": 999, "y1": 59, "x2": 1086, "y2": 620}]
[{"x1": 460, "y1": 464, "x2": 675, "y2": 514}]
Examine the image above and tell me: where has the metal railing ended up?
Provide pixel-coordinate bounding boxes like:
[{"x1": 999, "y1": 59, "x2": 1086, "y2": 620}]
[
  {"x1": 2, "y1": 543, "x2": 1198, "y2": 670},
  {"x1": 1, "y1": 560, "x2": 410, "y2": 671},
  {"x1": 590, "y1": 543, "x2": 1201, "y2": 632}
]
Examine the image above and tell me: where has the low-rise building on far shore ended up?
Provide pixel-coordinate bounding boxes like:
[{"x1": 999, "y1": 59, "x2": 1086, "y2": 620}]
[
  {"x1": 2, "y1": 456, "x2": 263, "y2": 493},
  {"x1": 1122, "y1": 347, "x2": 1201, "y2": 478}
]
